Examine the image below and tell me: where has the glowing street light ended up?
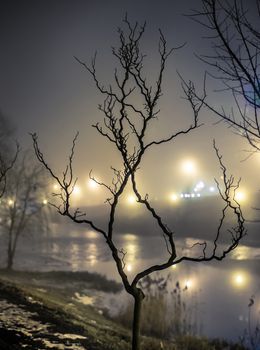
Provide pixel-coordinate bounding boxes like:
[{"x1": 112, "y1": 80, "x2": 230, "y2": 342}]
[
  {"x1": 72, "y1": 185, "x2": 81, "y2": 196},
  {"x1": 234, "y1": 190, "x2": 246, "y2": 203},
  {"x1": 42, "y1": 199, "x2": 48, "y2": 205},
  {"x1": 126, "y1": 264, "x2": 132, "y2": 272},
  {"x1": 88, "y1": 179, "x2": 98, "y2": 190},
  {"x1": 127, "y1": 195, "x2": 136, "y2": 205},
  {"x1": 8, "y1": 199, "x2": 14, "y2": 207},
  {"x1": 184, "y1": 279, "x2": 193, "y2": 289},
  {"x1": 169, "y1": 193, "x2": 178, "y2": 202},
  {"x1": 181, "y1": 160, "x2": 196, "y2": 175},
  {"x1": 53, "y1": 184, "x2": 59, "y2": 191}
]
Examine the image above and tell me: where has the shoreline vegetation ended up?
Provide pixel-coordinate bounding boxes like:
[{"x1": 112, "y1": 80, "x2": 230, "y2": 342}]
[{"x1": 0, "y1": 270, "x2": 246, "y2": 350}]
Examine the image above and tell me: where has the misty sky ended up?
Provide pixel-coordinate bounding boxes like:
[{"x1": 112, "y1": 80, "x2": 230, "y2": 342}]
[{"x1": 0, "y1": 1, "x2": 259, "y2": 228}]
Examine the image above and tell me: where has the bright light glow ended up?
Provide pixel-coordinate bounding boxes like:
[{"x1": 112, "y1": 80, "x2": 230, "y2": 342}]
[
  {"x1": 124, "y1": 233, "x2": 137, "y2": 241},
  {"x1": 209, "y1": 186, "x2": 215, "y2": 192},
  {"x1": 232, "y1": 272, "x2": 247, "y2": 288},
  {"x1": 184, "y1": 279, "x2": 193, "y2": 289},
  {"x1": 72, "y1": 185, "x2": 81, "y2": 196},
  {"x1": 127, "y1": 195, "x2": 136, "y2": 205},
  {"x1": 53, "y1": 184, "x2": 59, "y2": 190},
  {"x1": 182, "y1": 193, "x2": 199, "y2": 199},
  {"x1": 232, "y1": 245, "x2": 250, "y2": 260},
  {"x1": 235, "y1": 275, "x2": 244, "y2": 284},
  {"x1": 181, "y1": 160, "x2": 196, "y2": 175},
  {"x1": 171, "y1": 265, "x2": 177, "y2": 269},
  {"x1": 42, "y1": 199, "x2": 48, "y2": 205},
  {"x1": 8, "y1": 199, "x2": 14, "y2": 206},
  {"x1": 234, "y1": 190, "x2": 246, "y2": 203},
  {"x1": 196, "y1": 181, "x2": 205, "y2": 189},
  {"x1": 86, "y1": 230, "x2": 98, "y2": 239},
  {"x1": 170, "y1": 193, "x2": 178, "y2": 202},
  {"x1": 88, "y1": 179, "x2": 98, "y2": 190},
  {"x1": 89, "y1": 255, "x2": 96, "y2": 266},
  {"x1": 126, "y1": 243, "x2": 136, "y2": 254},
  {"x1": 126, "y1": 264, "x2": 132, "y2": 272}
]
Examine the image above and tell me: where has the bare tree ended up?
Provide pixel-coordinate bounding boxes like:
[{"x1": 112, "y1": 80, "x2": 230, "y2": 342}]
[
  {"x1": 32, "y1": 17, "x2": 246, "y2": 350},
  {"x1": 0, "y1": 109, "x2": 19, "y2": 198},
  {"x1": 0, "y1": 144, "x2": 18, "y2": 199},
  {"x1": 187, "y1": 0, "x2": 260, "y2": 153},
  {"x1": 0, "y1": 151, "x2": 48, "y2": 270}
]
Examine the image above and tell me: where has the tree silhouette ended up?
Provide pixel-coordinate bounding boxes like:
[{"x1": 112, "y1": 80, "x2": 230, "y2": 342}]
[
  {"x1": 0, "y1": 151, "x2": 49, "y2": 270},
  {"x1": 0, "y1": 110, "x2": 19, "y2": 198},
  {"x1": 187, "y1": 0, "x2": 260, "y2": 154},
  {"x1": 32, "y1": 16, "x2": 246, "y2": 350},
  {"x1": 0, "y1": 146, "x2": 18, "y2": 199}
]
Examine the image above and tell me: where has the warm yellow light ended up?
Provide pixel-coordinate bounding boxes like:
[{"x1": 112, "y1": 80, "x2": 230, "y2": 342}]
[
  {"x1": 89, "y1": 255, "x2": 96, "y2": 266},
  {"x1": 184, "y1": 279, "x2": 193, "y2": 289},
  {"x1": 88, "y1": 179, "x2": 98, "y2": 190},
  {"x1": 86, "y1": 230, "x2": 98, "y2": 239},
  {"x1": 127, "y1": 195, "x2": 136, "y2": 205},
  {"x1": 232, "y1": 272, "x2": 247, "y2": 288},
  {"x1": 234, "y1": 190, "x2": 246, "y2": 203},
  {"x1": 126, "y1": 243, "x2": 137, "y2": 255},
  {"x1": 53, "y1": 184, "x2": 59, "y2": 191},
  {"x1": 235, "y1": 275, "x2": 243, "y2": 284},
  {"x1": 126, "y1": 264, "x2": 132, "y2": 272},
  {"x1": 8, "y1": 199, "x2": 14, "y2": 206},
  {"x1": 170, "y1": 193, "x2": 178, "y2": 202},
  {"x1": 232, "y1": 245, "x2": 250, "y2": 260},
  {"x1": 42, "y1": 199, "x2": 48, "y2": 205},
  {"x1": 181, "y1": 160, "x2": 196, "y2": 175},
  {"x1": 72, "y1": 185, "x2": 81, "y2": 196}
]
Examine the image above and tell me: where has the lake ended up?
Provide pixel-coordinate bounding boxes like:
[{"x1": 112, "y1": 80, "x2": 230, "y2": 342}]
[{"x1": 0, "y1": 219, "x2": 259, "y2": 343}]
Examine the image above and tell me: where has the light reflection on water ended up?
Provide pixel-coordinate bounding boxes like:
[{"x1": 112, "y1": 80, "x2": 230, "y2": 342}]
[
  {"x1": 231, "y1": 244, "x2": 260, "y2": 260},
  {"x1": 0, "y1": 222, "x2": 260, "y2": 341}
]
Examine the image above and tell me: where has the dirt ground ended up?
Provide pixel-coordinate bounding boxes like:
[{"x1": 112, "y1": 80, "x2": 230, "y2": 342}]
[{"x1": 0, "y1": 281, "x2": 106, "y2": 350}]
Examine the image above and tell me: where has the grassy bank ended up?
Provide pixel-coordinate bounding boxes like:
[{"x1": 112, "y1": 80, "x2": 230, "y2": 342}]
[
  {"x1": 0, "y1": 269, "x2": 131, "y2": 350},
  {"x1": 0, "y1": 270, "x2": 247, "y2": 350}
]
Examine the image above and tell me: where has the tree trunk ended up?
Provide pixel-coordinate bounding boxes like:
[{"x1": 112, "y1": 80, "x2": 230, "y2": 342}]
[
  {"x1": 7, "y1": 250, "x2": 13, "y2": 270},
  {"x1": 7, "y1": 228, "x2": 20, "y2": 270},
  {"x1": 132, "y1": 290, "x2": 144, "y2": 350},
  {"x1": 7, "y1": 233, "x2": 13, "y2": 270}
]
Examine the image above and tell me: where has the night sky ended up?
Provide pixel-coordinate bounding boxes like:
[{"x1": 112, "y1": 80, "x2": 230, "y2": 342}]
[
  {"x1": 0, "y1": 0, "x2": 260, "y2": 341},
  {"x1": 0, "y1": 0, "x2": 257, "y2": 185}
]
